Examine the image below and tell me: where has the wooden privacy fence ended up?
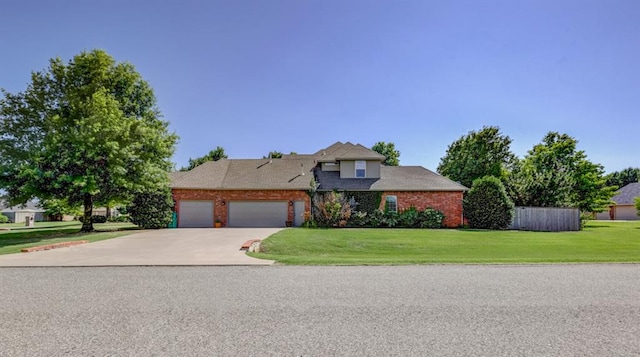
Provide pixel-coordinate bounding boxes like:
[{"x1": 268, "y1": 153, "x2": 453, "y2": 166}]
[{"x1": 509, "y1": 207, "x2": 580, "y2": 231}]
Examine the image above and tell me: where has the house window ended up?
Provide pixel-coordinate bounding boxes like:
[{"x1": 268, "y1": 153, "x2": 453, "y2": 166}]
[
  {"x1": 385, "y1": 195, "x2": 398, "y2": 212},
  {"x1": 355, "y1": 161, "x2": 366, "y2": 178}
]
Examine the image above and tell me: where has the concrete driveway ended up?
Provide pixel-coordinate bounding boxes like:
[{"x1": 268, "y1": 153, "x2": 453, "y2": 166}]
[{"x1": 0, "y1": 228, "x2": 282, "y2": 266}]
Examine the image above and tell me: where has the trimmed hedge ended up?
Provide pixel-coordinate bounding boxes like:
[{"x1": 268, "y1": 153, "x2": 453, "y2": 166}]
[
  {"x1": 91, "y1": 215, "x2": 107, "y2": 223},
  {"x1": 129, "y1": 189, "x2": 174, "y2": 229},
  {"x1": 347, "y1": 206, "x2": 445, "y2": 229},
  {"x1": 463, "y1": 175, "x2": 514, "y2": 229}
]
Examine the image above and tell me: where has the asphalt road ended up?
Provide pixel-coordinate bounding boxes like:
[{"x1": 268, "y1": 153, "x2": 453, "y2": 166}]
[{"x1": 1, "y1": 265, "x2": 639, "y2": 356}]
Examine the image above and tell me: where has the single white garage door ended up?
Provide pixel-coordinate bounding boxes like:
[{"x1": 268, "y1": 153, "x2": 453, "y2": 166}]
[
  {"x1": 228, "y1": 201, "x2": 288, "y2": 227},
  {"x1": 179, "y1": 201, "x2": 214, "y2": 228}
]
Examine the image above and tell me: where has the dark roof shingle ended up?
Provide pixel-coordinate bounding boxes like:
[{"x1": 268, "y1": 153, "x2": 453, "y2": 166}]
[
  {"x1": 171, "y1": 158, "x2": 315, "y2": 190},
  {"x1": 612, "y1": 182, "x2": 640, "y2": 205},
  {"x1": 171, "y1": 143, "x2": 467, "y2": 192},
  {"x1": 315, "y1": 142, "x2": 384, "y2": 162},
  {"x1": 316, "y1": 166, "x2": 468, "y2": 191}
]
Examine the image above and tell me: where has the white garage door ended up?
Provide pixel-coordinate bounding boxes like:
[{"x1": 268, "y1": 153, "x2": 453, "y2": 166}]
[
  {"x1": 228, "y1": 201, "x2": 288, "y2": 227},
  {"x1": 179, "y1": 201, "x2": 214, "y2": 228}
]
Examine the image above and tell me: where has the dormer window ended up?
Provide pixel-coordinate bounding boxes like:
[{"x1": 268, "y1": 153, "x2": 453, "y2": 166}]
[{"x1": 355, "y1": 161, "x2": 366, "y2": 178}]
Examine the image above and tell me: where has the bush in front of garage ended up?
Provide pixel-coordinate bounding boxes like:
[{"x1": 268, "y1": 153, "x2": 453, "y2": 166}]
[{"x1": 129, "y1": 188, "x2": 174, "y2": 229}]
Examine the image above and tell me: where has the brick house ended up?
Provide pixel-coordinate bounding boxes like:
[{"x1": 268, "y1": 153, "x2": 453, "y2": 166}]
[
  {"x1": 170, "y1": 142, "x2": 467, "y2": 228},
  {"x1": 595, "y1": 182, "x2": 640, "y2": 220}
]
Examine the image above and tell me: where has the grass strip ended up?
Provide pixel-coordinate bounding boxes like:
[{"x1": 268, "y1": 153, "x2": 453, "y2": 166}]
[{"x1": 249, "y1": 221, "x2": 640, "y2": 265}]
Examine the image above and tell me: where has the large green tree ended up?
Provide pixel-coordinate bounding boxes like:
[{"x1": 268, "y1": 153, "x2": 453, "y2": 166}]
[
  {"x1": 437, "y1": 126, "x2": 515, "y2": 188},
  {"x1": 509, "y1": 132, "x2": 615, "y2": 212},
  {"x1": 0, "y1": 50, "x2": 177, "y2": 232},
  {"x1": 181, "y1": 146, "x2": 227, "y2": 171},
  {"x1": 263, "y1": 151, "x2": 283, "y2": 159},
  {"x1": 605, "y1": 167, "x2": 640, "y2": 189},
  {"x1": 41, "y1": 198, "x2": 82, "y2": 221},
  {"x1": 371, "y1": 141, "x2": 400, "y2": 166}
]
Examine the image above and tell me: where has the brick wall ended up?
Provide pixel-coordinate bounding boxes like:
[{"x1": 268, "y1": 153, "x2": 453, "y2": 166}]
[
  {"x1": 172, "y1": 189, "x2": 310, "y2": 226},
  {"x1": 380, "y1": 191, "x2": 464, "y2": 227}
]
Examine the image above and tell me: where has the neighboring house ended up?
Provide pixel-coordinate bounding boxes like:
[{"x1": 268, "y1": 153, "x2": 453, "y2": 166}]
[
  {"x1": 0, "y1": 201, "x2": 45, "y2": 223},
  {"x1": 170, "y1": 142, "x2": 468, "y2": 228},
  {"x1": 596, "y1": 182, "x2": 640, "y2": 220}
]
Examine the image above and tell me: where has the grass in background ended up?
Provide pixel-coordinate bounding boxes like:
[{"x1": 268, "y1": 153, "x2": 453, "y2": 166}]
[
  {"x1": 249, "y1": 220, "x2": 640, "y2": 265},
  {"x1": 0, "y1": 221, "x2": 139, "y2": 255}
]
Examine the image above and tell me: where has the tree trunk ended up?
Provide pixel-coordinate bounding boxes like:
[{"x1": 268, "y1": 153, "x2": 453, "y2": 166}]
[
  {"x1": 106, "y1": 205, "x2": 112, "y2": 219},
  {"x1": 80, "y1": 193, "x2": 94, "y2": 232}
]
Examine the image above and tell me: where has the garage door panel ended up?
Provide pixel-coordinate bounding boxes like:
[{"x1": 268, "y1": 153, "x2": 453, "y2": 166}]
[
  {"x1": 179, "y1": 201, "x2": 214, "y2": 228},
  {"x1": 228, "y1": 201, "x2": 288, "y2": 227}
]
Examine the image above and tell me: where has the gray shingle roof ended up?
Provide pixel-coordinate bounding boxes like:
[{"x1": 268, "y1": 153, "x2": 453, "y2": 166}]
[
  {"x1": 171, "y1": 158, "x2": 316, "y2": 190},
  {"x1": 612, "y1": 182, "x2": 640, "y2": 205},
  {"x1": 222, "y1": 159, "x2": 315, "y2": 189},
  {"x1": 172, "y1": 143, "x2": 467, "y2": 192},
  {"x1": 315, "y1": 142, "x2": 384, "y2": 162},
  {"x1": 170, "y1": 159, "x2": 230, "y2": 189},
  {"x1": 316, "y1": 166, "x2": 468, "y2": 191}
]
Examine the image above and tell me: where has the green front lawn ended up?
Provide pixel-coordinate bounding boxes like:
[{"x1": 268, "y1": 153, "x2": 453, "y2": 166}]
[
  {"x1": 0, "y1": 221, "x2": 139, "y2": 255},
  {"x1": 249, "y1": 221, "x2": 640, "y2": 265}
]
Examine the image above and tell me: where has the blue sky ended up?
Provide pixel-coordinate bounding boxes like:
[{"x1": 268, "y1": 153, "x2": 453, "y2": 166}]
[{"x1": 2, "y1": 0, "x2": 638, "y2": 173}]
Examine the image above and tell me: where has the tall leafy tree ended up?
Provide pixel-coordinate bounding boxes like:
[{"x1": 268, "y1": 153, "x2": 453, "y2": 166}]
[
  {"x1": 0, "y1": 50, "x2": 177, "y2": 232},
  {"x1": 263, "y1": 151, "x2": 283, "y2": 159},
  {"x1": 437, "y1": 126, "x2": 514, "y2": 188},
  {"x1": 510, "y1": 132, "x2": 615, "y2": 212},
  {"x1": 181, "y1": 146, "x2": 227, "y2": 171},
  {"x1": 371, "y1": 141, "x2": 400, "y2": 166},
  {"x1": 605, "y1": 167, "x2": 640, "y2": 188},
  {"x1": 41, "y1": 198, "x2": 82, "y2": 221}
]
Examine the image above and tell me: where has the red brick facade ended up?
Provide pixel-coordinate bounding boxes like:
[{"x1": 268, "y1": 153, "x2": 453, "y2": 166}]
[
  {"x1": 380, "y1": 191, "x2": 464, "y2": 227},
  {"x1": 172, "y1": 189, "x2": 310, "y2": 227},
  {"x1": 172, "y1": 188, "x2": 464, "y2": 228}
]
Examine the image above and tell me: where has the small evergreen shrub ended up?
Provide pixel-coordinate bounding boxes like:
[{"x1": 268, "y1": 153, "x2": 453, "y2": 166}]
[
  {"x1": 91, "y1": 215, "x2": 107, "y2": 223},
  {"x1": 0, "y1": 213, "x2": 9, "y2": 223},
  {"x1": 347, "y1": 207, "x2": 445, "y2": 228},
  {"x1": 419, "y1": 208, "x2": 445, "y2": 228},
  {"x1": 463, "y1": 175, "x2": 514, "y2": 229},
  {"x1": 367, "y1": 209, "x2": 385, "y2": 227},
  {"x1": 349, "y1": 211, "x2": 369, "y2": 227},
  {"x1": 398, "y1": 207, "x2": 420, "y2": 228},
  {"x1": 108, "y1": 215, "x2": 131, "y2": 223},
  {"x1": 382, "y1": 210, "x2": 399, "y2": 227},
  {"x1": 129, "y1": 188, "x2": 174, "y2": 229}
]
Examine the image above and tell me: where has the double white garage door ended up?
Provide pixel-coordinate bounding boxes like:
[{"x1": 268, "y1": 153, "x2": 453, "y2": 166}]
[{"x1": 178, "y1": 200, "x2": 290, "y2": 228}]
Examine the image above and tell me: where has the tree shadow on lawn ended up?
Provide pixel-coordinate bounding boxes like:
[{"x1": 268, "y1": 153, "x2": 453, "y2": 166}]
[
  {"x1": 3, "y1": 221, "x2": 80, "y2": 231},
  {"x1": 0, "y1": 226, "x2": 139, "y2": 249},
  {"x1": 0, "y1": 228, "x2": 87, "y2": 249}
]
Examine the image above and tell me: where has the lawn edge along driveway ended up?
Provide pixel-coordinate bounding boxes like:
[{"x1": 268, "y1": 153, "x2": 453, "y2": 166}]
[{"x1": 248, "y1": 221, "x2": 640, "y2": 265}]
